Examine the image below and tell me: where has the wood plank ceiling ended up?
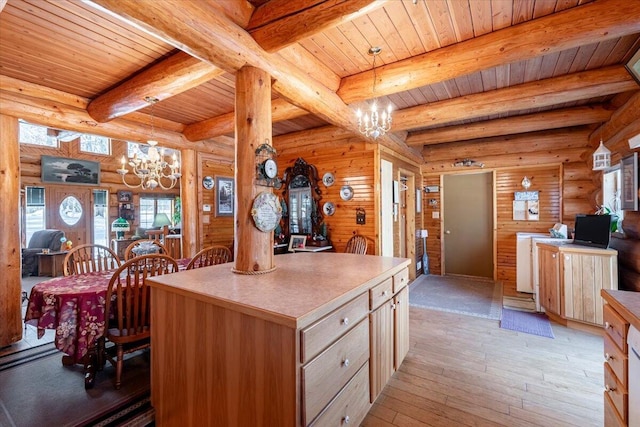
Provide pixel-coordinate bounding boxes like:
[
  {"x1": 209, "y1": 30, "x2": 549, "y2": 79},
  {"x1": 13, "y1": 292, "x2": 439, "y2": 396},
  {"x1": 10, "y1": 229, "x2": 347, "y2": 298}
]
[{"x1": 0, "y1": 0, "x2": 639, "y2": 161}]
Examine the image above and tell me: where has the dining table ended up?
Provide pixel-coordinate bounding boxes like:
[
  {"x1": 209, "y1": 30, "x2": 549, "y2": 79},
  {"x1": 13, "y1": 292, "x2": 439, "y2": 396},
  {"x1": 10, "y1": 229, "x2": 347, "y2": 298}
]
[{"x1": 24, "y1": 257, "x2": 190, "y2": 387}]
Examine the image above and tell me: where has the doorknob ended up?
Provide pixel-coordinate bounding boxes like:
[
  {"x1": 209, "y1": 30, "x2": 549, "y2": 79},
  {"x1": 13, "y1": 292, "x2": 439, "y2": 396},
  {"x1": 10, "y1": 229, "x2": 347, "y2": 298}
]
[{"x1": 445, "y1": 230, "x2": 451, "y2": 234}]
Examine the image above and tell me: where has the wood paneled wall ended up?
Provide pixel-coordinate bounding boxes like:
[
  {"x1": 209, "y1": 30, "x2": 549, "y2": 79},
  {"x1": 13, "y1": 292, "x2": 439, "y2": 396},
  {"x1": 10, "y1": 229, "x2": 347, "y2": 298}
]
[
  {"x1": 276, "y1": 140, "x2": 377, "y2": 253},
  {"x1": 421, "y1": 127, "x2": 596, "y2": 297},
  {"x1": 198, "y1": 154, "x2": 235, "y2": 252}
]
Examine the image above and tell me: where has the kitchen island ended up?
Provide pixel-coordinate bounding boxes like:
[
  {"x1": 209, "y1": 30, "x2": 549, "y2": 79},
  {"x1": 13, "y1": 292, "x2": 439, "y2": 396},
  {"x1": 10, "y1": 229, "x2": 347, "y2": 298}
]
[{"x1": 147, "y1": 252, "x2": 411, "y2": 426}]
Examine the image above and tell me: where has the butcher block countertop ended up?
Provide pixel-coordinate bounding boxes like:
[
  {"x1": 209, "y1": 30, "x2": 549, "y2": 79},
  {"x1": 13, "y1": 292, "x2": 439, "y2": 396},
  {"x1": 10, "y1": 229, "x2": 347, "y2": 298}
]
[
  {"x1": 148, "y1": 252, "x2": 410, "y2": 330},
  {"x1": 601, "y1": 289, "x2": 640, "y2": 331}
]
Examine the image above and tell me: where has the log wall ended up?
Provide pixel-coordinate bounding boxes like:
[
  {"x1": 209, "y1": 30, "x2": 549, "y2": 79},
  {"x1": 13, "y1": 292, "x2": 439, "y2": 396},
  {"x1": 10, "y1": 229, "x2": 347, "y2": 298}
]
[{"x1": 198, "y1": 154, "x2": 235, "y2": 252}]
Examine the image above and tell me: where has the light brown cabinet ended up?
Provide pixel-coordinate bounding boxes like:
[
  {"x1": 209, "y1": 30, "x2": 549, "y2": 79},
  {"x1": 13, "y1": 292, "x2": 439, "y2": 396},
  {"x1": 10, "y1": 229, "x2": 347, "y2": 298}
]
[
  {"x1": 369, "y1": 267, "x2": 410, "y2": 402},
  {"x1": 147, "y1": 253, "x2": 410, "y2": 426},
  {"x1": 602, "y1": 299, "x2": 630, "y2": 426},
  {"x1": 537, "y1": 243, "x2": 618, "y2": 326}
]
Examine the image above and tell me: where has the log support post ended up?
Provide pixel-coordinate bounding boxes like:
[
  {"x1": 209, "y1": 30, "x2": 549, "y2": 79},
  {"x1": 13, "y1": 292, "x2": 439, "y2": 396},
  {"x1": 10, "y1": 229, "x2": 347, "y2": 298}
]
[
  {"x1": 234, "y1": 66, "x2": 274, "y2": 273},
  {"x1": 0, "y1": 114, "x2": 23, "y2": 346}
]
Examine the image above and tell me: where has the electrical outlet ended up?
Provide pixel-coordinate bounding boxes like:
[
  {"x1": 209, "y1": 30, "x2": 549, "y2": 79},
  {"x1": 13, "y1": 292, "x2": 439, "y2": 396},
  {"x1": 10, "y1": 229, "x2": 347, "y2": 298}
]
[{"x1": 356, "y1": 208, "x2": 366, "y2": 224}]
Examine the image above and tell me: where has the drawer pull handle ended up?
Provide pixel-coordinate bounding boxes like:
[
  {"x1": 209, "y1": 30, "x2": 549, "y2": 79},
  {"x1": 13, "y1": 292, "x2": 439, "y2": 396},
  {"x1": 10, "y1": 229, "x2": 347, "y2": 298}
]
[
  {"x1": 382, "y1": 290, "x2": 389, "y2": 297},
  {"x1": 342, "y1": 415, "x2": 350, "y2": 424},
  {"x1": 342, "y1": 317, "x2": 349, "y2": 326},
  {"x1": 604, "y1": 352, "x2": 614, "y2": 362},
  {"x1": 605, "y1": 384, "x2": 616, "y2": 393},
  {"x1": 342, "y1": 358, "x2": 350, "y2": 367},
  {"x1": 604, "y1": 321, "x2": 611, "y2": 330}
]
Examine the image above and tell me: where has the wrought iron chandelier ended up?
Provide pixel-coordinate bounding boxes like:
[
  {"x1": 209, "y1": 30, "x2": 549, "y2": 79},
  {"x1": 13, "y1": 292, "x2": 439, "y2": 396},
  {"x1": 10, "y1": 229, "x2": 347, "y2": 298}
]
[
  {"x1": 356, "y1": 47, "x2": 392, "y2": 139},
  {"x1": 117, "y1": 97, "x2": 181, "y2": 190}
]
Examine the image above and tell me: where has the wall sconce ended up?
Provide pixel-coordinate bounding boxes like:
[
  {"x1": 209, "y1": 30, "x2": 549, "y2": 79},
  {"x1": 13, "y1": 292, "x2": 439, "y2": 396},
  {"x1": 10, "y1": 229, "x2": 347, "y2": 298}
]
[
  {"x1": 521, "y1": 176, "x2": 531, "y2": 190},
  {"x1": 592, "y1": 140, "x2": 611, "y2": 170}
]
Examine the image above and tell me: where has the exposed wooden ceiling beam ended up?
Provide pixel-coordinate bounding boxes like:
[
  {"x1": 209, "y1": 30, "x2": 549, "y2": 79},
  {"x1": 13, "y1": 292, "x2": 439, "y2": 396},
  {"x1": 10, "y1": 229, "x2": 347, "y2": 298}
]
[
  {"x1": 183, "y1": 98, "x2": 308, "y2": 140},
  {"x1": 87, "y1": 51, "x2": 225, "y2": 123},
  {"x1": 407, "y1": 105, "x2": 614, "y2": 147},
  {"x1": 337, "y1": 0, "x2": 640, "y2": 103},
  {"x1": 85, "y1": 0, "x2": 421, "y2": 161},
  {"x1": 394, "y1": 66, "x2": 636, "y2": 132},
  {"x1": 248, "y1": 0, "x2": 387, "y2": 52}
]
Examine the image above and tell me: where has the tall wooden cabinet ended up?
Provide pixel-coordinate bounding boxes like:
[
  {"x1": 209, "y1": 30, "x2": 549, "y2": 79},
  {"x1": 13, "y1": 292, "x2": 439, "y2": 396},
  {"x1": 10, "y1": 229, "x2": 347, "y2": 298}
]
[{"x1": 537, "y1": 242, "x2": 618, "y2": 326}]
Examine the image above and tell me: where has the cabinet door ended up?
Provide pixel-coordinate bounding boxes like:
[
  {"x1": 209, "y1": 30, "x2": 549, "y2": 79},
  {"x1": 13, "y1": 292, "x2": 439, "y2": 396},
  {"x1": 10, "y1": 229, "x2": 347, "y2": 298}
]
[
  {"x1": 562, "y1": 252, "x2": 617, "y2": 325},
  {"x1": 369, "y1": 300, "x2": 394, "y2": 403},
  {"x1": 538, "y1": 246, "x2": 560, "y2": 315},
  {"x1": 394, "y1": 287, "x2": 410, "y2": 370}
]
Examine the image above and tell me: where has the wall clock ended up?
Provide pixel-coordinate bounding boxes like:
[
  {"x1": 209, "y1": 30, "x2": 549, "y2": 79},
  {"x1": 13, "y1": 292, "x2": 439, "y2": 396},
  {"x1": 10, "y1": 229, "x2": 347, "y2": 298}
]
[{"x1": 255, "y1": 141, "x2": 279, "y2": 187}]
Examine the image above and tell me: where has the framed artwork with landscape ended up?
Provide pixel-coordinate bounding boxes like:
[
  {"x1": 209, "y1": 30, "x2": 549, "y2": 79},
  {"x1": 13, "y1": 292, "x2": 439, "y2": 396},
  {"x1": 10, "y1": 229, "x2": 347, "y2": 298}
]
[
  {"x1": 215, "y1": 176, "x2": 234, "y2": 216},
  {"x1": 41, "y1": 155, "x2": 100, "y2": 185},
  {"x1": 620, "y1": 152, "x2": 638, "y2": 211}
]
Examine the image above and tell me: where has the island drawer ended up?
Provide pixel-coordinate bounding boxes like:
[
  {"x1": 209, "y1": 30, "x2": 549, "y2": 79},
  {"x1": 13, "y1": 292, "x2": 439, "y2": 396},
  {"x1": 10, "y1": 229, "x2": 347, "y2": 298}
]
[
  {"x1": 301, "y1": 292, "x2": 368, "y2": 364},
  {"x1": 604, "y1": 333, "x2": 628, "y2": 387},
  {"x1": 370, "y1": 277, "x2": 393, "y2": 310},
  {"x1": 302, "y1": 319, "x2": 369, "y2": 425},
  {"x1": 309, "y1": 361, "x2": 370, "y2": 427},
  {"x1": 604, "y1": 303, "x2": 628, "y2": 353},
  {"x1": 393, "y1": 268, "x2": 408, "y2": 293},
  {"x1": 604, "y1": 362, "x2": 628, "y2": 423}
]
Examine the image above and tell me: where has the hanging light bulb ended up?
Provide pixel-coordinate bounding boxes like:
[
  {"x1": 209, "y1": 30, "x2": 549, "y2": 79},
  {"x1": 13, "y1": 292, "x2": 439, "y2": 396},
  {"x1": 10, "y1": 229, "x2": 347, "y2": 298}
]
[
  {"x1": 356, "y1": 47, "x2": 393, "y2": 139},
  {"x1": 116, "y1": 96, "x2": 181, "y2": 190}
]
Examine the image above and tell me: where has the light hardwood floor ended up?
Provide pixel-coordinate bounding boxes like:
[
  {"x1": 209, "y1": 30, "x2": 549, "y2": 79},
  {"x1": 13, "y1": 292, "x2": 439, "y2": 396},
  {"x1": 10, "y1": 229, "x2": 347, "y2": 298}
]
[{"x1": 363, "y1": 306, "x2": 604, "y2": 427}]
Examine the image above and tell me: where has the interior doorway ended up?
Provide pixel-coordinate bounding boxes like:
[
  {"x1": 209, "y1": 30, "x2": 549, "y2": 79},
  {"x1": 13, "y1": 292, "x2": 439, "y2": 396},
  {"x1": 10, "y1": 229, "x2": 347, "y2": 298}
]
[{"x1": 443, "y1": 172, "x2": 494, "y2": 278}]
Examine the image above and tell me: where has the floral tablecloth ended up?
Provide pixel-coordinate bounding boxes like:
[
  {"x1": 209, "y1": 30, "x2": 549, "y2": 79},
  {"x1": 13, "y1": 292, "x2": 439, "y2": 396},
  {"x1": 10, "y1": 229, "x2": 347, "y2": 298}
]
[{"x1": 24, "y1": 258, "x2": 190, "y2": 364}]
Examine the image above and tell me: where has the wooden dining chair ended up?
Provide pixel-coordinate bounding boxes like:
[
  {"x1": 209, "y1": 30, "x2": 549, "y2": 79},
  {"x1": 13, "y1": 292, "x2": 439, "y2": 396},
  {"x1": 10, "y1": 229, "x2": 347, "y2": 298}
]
[
  {"x1": 123, "y1": 239, "x2": 168, "y2": 260},
  {"x1": 63, "y1": 244, "x2": 121, "y2": 276},
  {"x1": 345, "y1": 234, "x2": 368, "y2": 255},
  {"x1": 186, "y1": 245, "x2": 233, "y2": 270},
  {"x1": 102, "y1": 254, "x2": 179, "y2": 389}
]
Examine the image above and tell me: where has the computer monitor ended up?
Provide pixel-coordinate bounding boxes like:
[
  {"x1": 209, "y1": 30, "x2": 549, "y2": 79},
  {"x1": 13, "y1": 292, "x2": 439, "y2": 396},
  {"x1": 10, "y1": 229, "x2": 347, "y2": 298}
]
[{"x1": 572, "y1": 214, "x2": 612, "y2": 249}]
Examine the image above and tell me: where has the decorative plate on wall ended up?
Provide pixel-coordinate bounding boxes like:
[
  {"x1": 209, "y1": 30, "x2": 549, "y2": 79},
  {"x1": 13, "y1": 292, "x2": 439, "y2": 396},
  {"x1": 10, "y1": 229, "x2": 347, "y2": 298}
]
[
  {"x1": 322, "y1": 172, "x2": 335, "y2": 187},
  {"x1": 202, "y1": 176, "x2": 214, "y2": 190},
  {"x1": 323, "y1": 201, "x2": 335, "y2": 216},
  {"x1": 340, "y1": 185, "x2": 354, "y2": 201},
  {"x1": 251, "y1": 192, "x2": 282, "y2": 232}
]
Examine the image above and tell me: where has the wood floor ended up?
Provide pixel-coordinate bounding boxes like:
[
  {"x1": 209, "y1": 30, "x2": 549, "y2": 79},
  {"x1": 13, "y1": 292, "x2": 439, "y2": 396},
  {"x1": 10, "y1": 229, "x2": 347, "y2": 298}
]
[{"x1": 363, "y1": 306, "x2": 604, "y2": 427}]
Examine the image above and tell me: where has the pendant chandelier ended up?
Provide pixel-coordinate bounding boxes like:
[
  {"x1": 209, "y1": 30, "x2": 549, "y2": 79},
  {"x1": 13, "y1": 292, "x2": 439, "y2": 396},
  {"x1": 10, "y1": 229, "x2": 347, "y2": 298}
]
[
  {"x1": 117, "y1": 97, "x2": 181, "y2": 190},
  {"x1": 356, "y1": 47, "x2": 392, "y2": 139}
]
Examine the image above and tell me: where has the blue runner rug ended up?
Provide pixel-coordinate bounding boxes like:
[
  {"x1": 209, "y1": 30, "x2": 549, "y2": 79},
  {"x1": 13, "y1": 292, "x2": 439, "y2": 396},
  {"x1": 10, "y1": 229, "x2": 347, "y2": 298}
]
[{"x1": 500, "y1": 308, "x2": 554, "y2": 338}]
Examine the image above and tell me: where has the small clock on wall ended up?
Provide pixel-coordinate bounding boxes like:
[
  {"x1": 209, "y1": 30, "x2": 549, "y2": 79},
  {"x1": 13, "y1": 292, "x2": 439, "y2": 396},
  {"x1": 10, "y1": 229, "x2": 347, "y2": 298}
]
[{"x1": 255, "y1": 140, "x2": 280, "y2": 187}]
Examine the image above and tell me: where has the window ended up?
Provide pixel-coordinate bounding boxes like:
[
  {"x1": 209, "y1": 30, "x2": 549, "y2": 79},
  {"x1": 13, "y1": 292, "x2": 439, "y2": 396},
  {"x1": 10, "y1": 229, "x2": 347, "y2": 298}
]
[
  {"x1": 80, "y1": 134, "x2": 110, "y2": 155},
  {"x1": 602, "y1": 167, "x2": 623, "y2": 231},
  {"x1": 93, "y1": 190, "x2": 108, "y2": 247},
  {"x1": 25, "y1": 187, "x2": 46, "y2": 244},
  {"x1": 19, "y1": 122, "x2": 58, "y2": 147},
  {"x1": 139, "y1": 196, "x2": 175, "y2": 228}
]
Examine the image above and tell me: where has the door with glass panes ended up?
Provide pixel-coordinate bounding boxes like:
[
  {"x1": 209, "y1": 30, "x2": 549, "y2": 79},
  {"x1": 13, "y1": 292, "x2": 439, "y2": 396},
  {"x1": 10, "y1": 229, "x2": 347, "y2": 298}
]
[{"x1": 47, "y1": 186, "x2": 93, "y2": 248}]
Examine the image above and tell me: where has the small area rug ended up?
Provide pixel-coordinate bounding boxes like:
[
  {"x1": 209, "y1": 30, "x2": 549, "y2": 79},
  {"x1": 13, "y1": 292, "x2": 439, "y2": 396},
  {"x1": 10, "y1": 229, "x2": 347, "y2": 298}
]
[
  {"x1": 500, "y1": 308, "x2": 555, "y2": 338},
  {"x1": 0, "y1": 343, "x2": 153, "y2": 426},
  {"x1": 409, "y1": 274, "x2": 502, "y2": 320}
]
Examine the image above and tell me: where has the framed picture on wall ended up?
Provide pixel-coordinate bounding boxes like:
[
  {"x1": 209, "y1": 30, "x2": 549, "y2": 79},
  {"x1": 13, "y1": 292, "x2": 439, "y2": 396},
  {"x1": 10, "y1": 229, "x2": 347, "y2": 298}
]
[
  {"x1": 41, "y1": 155, "x2": 100, "y2": 185},
  {"x1": 215, "y1": 176, "x2": 234, "y2": 216},
  {"x1": 620, "y1": 152, "x2": 638, "y2": 211}
]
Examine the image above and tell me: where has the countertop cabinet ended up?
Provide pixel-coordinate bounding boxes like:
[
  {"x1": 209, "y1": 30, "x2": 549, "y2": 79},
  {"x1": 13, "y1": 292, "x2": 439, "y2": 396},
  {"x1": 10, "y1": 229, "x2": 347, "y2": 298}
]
[
  {"x1": 538, "y1": 244, "x2": 561, "y2": 316},
  {"x1": 601, "y1": 290, "x2": 638, "y2": 427},
  {"x1": 147, "y1": 253, "x2": 410, "y2": 427},
  {"x1": 538, "y1": 243, "x2": 618, "y2": 326}
]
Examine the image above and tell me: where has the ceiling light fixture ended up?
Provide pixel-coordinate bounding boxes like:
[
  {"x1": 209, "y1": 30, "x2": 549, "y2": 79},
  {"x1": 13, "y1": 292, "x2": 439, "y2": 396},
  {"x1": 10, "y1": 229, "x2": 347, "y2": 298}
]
[
  {"x1": 356, "y1": 47, "x2": 392, "y2": 139},
  {"x1": 453, "y1": 159, "x2": 484, "y2": 168},
  {"x1": 117, "y1": 96, "x2": 181, "y2": 190}
]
